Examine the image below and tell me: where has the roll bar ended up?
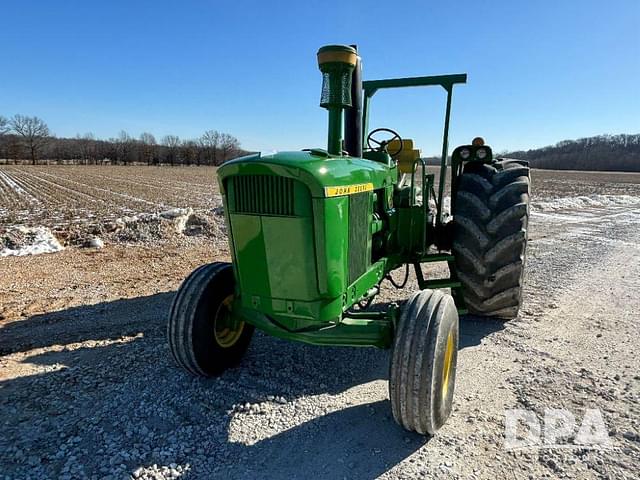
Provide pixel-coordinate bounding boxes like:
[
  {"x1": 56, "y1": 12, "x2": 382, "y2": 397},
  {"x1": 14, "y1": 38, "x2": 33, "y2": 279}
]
[{"x1": 361, "y1": 73, "x2": 467, "y2": 225}]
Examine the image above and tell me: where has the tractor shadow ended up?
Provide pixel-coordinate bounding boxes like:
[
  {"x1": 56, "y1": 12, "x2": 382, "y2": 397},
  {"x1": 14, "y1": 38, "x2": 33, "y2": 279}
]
[
  {"x1": 0, "y1": 292, "x2": 174, "y2": 356},
  {"x1": 0, "y1": 293, "x2": 504, "y2": 478},
  {"x1": 216, "y1": 399, "x2": 423, "y2": 479},
  {"x1": 459, "y1": 313, "x2": 507, "y2": 349},
  {"x1": 0, "y1": 295, "x2": 504, "y2": 356}
]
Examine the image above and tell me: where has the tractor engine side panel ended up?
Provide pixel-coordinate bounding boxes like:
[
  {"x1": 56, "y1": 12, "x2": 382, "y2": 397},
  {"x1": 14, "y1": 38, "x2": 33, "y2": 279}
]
[
  {"x1": 312, "y1": 196, "x2": 349, "y2": 299},
  {"x1": 226, "y1": 175, "x2": 319, "y2": 302},
  {"x1": 229, "y1": 214, "x2": 318, "y2": 300},
  {"x1": 224, "y1": 174, "x2": 351, "y2": 327}
]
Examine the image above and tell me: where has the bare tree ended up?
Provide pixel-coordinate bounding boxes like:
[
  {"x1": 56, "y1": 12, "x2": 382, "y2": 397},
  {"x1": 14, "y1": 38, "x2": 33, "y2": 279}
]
[
  {"x1": 218, "y1": 133, "x2": 241, "y2": 164},
  {"x1": 200, "y1": 130, "x2": 220, "y2": 165},
  {"x1": 75, "y1": 132, "x2": 96, "y2": 165},
  {"x1": 162, "y1": 135, "x2": 180, "y2": 166},
  {"x1": 181, "y1": 139, "x2": 199, "y2": 166},
  {"x1": 116, "y1": 130, "x2": 133, "y2": 165},
  {"x1": 10, "y1": 114, "x2": 50, "y2": 164},
  {"x1": 83, "y1": 132, "x2": 97, "y2": 164},
  {"x1": 0, "y1": 116, "x2": 10, "y2": 164},
  {"x1": 139, "y1": 132, "x2": 157, "y2": 165},
  {"x1": 0, "y1": 115, "x2": 9, "y2": 135},
  {"x1": 0, "y1": 116, "x2": 247, "y2": 166}
]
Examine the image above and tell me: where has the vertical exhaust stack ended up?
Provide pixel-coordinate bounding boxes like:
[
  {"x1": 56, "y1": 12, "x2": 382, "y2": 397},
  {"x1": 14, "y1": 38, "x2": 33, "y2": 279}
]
[
  {"x1": 344, "y1": 45, "x2": 362, "y2": 158},
  {"x1": 317, "y1": 45, "x2": 357, "y2": 155}
]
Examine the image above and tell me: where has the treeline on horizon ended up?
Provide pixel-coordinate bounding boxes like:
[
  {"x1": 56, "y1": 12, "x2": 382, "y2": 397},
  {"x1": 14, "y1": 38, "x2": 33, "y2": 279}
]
[
  {"x1": 0, "y1": 114, "x2": 248, "y2": 166},
  {"x1": 1, "y1": 115, "x2": 638, "y2": 172},
  {"x1": 504, "y1": 134, "x2": 640, "y2": 172}
]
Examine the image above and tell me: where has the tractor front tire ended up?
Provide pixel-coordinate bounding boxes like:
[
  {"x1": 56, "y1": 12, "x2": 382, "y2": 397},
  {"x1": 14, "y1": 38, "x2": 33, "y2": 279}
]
[
  {"x1": 452, "y1": 159, "x2": 530, "y2": 318},
  {"x1": 168, "y1": 262, "x2": 254, "y2": 377},
  {"x1": 389, "y1": 289, "x2": 459, "y2": 435}
]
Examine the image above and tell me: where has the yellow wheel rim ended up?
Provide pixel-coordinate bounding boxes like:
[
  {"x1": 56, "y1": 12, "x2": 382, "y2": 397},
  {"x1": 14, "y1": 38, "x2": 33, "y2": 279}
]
[
  {"x1": 441, "y1": 330, "x2": 455, "y2": 398},
  {"x1": 214, "y1": 295, "x2": 244, "y2": 348}
]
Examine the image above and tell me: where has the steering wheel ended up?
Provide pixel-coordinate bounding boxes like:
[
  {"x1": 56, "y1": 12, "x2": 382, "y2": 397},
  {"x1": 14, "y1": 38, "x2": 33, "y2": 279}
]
[{"x1": 367, "y1": 128, "x2": 404, "y2": 157}]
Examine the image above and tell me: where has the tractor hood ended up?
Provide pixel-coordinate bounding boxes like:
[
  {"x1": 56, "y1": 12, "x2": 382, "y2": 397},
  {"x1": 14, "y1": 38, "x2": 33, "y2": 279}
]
[{"x1": 218, "y1": 151, "x2": 394, "y2": 198}]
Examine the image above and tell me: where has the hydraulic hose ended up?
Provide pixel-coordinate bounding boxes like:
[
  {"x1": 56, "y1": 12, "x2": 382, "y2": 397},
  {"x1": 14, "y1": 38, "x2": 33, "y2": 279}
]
[{"x1": 386, "y1": 264, "x2": 410, "y2": 289}]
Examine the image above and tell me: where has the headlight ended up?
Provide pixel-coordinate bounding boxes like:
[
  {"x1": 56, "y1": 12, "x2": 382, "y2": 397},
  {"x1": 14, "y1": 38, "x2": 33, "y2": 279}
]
[
  {"x1": 460, "y1": 148, "x2": 471, "y2": 160},
  {"x1": 476, "y1": 148, "x2": 488, "y2": 160}
]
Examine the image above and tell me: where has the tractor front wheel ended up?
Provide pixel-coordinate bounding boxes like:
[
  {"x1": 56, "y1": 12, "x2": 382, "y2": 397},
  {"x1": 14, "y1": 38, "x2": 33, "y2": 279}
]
[
  {"x1": 167, "y1": 262, "x2": 254, "y2": 377},
  {"x1": 389, "y1": 289, "x2": 459, "y2": 435}
]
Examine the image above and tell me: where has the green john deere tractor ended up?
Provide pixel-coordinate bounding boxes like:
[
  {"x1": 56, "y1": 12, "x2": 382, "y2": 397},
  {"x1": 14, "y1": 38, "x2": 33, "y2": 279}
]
[{"x1": 168, "y1": 45, "x2": 530, "y2": 435}]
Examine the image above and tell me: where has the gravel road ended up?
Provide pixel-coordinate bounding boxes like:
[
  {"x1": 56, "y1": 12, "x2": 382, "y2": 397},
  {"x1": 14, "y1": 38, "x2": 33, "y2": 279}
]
[{"x1": 1, "y1": 172, "x2": 640, "y2": 479}]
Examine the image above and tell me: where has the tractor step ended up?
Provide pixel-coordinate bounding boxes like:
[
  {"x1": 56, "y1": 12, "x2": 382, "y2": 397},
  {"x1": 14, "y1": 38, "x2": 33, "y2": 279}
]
[
  {"x1": 414, "y1": 259, "x2": 468, "y2": 315},
  {"x1": 422, "y1": 278, "x2": 462, "y2": 289},
  {"x1": 422, "y1": 253, "x2": 456, "y2": 263}
]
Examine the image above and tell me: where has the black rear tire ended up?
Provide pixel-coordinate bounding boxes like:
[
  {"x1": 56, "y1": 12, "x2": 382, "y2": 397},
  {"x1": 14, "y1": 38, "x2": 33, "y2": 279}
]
[
  {"x1": 167, "y1": 262, "x2": 254, "y2": 377},
  {"x1": 389, "y1": 289, "x2": 459, "y2": 435},
  {"x1": 452, "y1": 159, "x2": 530, "y2": 318}
]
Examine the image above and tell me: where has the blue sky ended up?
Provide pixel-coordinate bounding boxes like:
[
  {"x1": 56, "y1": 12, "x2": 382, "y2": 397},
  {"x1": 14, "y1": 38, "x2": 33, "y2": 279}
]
[{"x1": 1, "y1": 0, "x2": 638, "y2": 155}]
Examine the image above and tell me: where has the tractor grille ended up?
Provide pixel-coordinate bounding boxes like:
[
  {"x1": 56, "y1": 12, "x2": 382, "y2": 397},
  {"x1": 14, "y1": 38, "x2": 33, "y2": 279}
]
[
  {"x1": 229, "y1": 175, "x2": 295, "y2": 216},
  {"x1": 348, "y1": 192, "x2": 370, "y2": 283}
]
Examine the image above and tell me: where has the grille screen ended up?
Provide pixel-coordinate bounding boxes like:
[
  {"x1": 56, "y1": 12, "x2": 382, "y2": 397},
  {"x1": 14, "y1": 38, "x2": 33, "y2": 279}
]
[
  {"x1": 348, "y1": 192, "x2": 370, "y2": 283},
  {"x1": 229, "y1": 175, "x2": 295, "y2": 216}
]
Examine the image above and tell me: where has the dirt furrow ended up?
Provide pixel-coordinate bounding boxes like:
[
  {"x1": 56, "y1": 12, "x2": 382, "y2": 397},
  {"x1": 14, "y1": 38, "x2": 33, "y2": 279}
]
[
  {"x1": 7, "y1": 169, "x2": 60, "y2": 206},
  {"x1": 17, "y1": 169, "x2": 105, "y2": 207},
  {"x1": 35, "y1": 169, "x2": 175, "y2": 211},
  {"x1": 0, "y1": 171, "x2": 17, "y2": 207},
  {"x1": 75, "y1": 170, "x2": 214, "y2": 195},
  {"x1": 0, "y1": 170, "x2": 39, "y2": 206}
]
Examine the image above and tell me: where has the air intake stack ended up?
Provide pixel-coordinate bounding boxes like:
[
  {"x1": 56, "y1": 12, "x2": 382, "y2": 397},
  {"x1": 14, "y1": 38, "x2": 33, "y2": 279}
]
[{"x1": 317, "y1": 45, "x2": 357, "y2": 155}]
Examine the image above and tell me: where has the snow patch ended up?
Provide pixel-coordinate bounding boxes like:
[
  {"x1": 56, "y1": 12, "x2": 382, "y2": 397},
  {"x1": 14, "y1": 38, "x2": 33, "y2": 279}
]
[
  {"x1": 432, "y1": 194, "x2": 639, "y2": 222},
  {"x1": 436, "y1": 194, "x2": 640, "y2": 216},
  {"x1": 159, "y1": 207, "x2": 191, "y2": 219},
  {"x1": 0, "y1": 171, "x2": 27, "y2": 195},
  {"x1": 159, "y1": 208, "x2": 193, "y2": 234},
  {"x1": 0, "y1": 170, "x2": 41, "y2": 205},
  {"x1": 0, "y1": 226, "x2": 64, "y2": 257},
  {"x1": 84, "y1": 237, "x2": 105, "y2": 249},
  {"x1": 428, "y1": 196, "x2": 451, "y2": 215},
  {"x1": 112, "y1": 208, "x2": 197, "y2": 242},
  {"x1": 531, "y1": 195, "x2": 640, "y2": 212}
]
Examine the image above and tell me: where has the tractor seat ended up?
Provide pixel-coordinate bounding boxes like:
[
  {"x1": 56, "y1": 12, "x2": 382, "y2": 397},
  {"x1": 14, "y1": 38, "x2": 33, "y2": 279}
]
[{"x1": 387, "y1": 139, "x2": 421, "y2": 174}]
